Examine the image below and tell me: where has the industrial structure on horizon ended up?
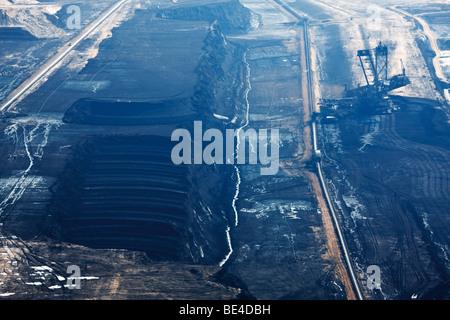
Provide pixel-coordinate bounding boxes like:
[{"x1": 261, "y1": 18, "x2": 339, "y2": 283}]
[{"x1": 318, "y1": 42, "x2": 410, "y2": 119}]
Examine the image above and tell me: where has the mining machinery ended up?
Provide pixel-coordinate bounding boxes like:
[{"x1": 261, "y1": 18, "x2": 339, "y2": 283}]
[{"x1": 319, "y1": 42, "x2": 410, "y2": 117}]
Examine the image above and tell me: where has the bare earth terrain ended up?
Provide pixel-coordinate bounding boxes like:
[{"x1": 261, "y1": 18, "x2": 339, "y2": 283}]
[{"x1": 0, "y1": 0, "x2": 448, "y2": 300}]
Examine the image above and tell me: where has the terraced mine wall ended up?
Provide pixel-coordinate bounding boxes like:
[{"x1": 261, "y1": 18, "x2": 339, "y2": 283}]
[
  {"x1": 46, "y1": 135, "x2": 234, "y2": 264},
  {"x1": 0, "y1": 27, "x2": 37, "y2": 41},
  {"x1": 62, "y1": 98, "x2": 193, "y2": 126},
  {"x1": 156, "y1": 0, "x2": 253, "y2": 34},
  {"x1": 192, "y1": 23, "x2": 249, "y2": 122},
  {"x1": 45, "y1": 1, "x2": 252, "y2": 265}
]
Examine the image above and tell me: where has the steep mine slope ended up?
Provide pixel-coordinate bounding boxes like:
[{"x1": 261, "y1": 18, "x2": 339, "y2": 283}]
[
  {"x1": 156, "y1": 0, "x2": 253, "y2": 33},
  {"x1": 42, "y1": 4, "x2": 252, "y2": 265},
  {"x1": 0, "y1": 0, "x2": 256, "y2": 299}
]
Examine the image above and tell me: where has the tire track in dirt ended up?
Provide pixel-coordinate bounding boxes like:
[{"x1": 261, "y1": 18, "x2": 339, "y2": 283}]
[{"x1": 334, "y1": 108, "x2": 449, "y2": 297}]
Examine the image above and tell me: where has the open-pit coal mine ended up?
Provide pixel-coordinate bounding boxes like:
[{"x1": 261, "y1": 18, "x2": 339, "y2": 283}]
[
  {"x1": 0, "y1": 0, "x2": 449, "y2": 304},
  {"x1": 46, "y1": 134, "x2": 233, "y2": 264}
]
